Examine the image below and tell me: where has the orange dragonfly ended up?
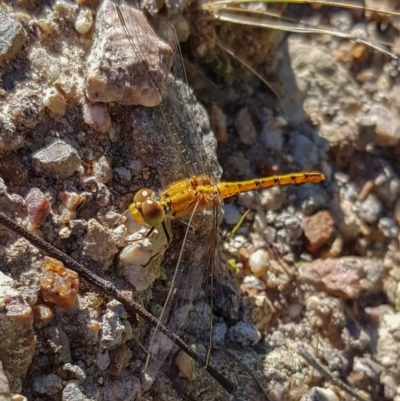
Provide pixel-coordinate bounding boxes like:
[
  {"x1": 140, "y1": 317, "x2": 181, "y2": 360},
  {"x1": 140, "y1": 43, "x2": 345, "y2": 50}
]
[{"x1": 114, "y1": 0, "x2": 325, "y2": 390}]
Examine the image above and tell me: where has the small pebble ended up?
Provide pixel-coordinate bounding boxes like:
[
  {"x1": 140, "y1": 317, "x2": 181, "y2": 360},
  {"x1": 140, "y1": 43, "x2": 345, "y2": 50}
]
[
  {"x1": 108, "y1": 344, "x2": 133, "y2": 376},
  {"x1": 100, "y1": 300, "x2": 132, "y2": 350},
  {"x1": 128, "y1": 160, "x2": 144, "y2": 176},
  {"x1": 175, "y1": 348, "x2": 196, "y2": 381},
  {"x1": 212, "y1": 322, "x2": 228, "y2": 345},
  {"x1": 96, "y1": 351, "x2": 110, "y2": 371},
  {"x1": 209, "y1": 103, "x2": 228, "y2": 143},
  {"x1": 369, "y1": 104, "x2": 400, "y2": 147},
  {"x1": 287, "y1": 303, "x2": 302, "y2": 319},
  {"x1": 238, "y1": 191, "x2": 261, "y2": 210},
  {"x1": 82, "y1": 101, "x2": 111, "y2": 134},
  {"x1": 115, "y1": 166, "x2": 132, "y2": 183},
  {"x1": 83, "y1": 219, "x2": 118, "y2": 269},
  {"x1": 252, "y1": 211, "x2": 268, "y2": 233},
  {"x1": 93, "y1": 156, "x2": 113, "y2": 184},
  {"x1": 59, "y1": 191, "x2": 85, "y2": 211},
  {"x1": 62, "y1": 382, "x2": 87, "y2": 401},
  {"x1": 43, "y1": 87, "x2": 67, "y2": 116},
  {"x1": 300, "y1": 387, "x2": 339, "y2": 401},
  {"x1": 32, "y1": 373, "x2": 62, "y2": 395},
  {"x1": 235, "y1": 107, "x2": 257, "y2": 145},
  {"x1": 32, "y1": 140, "x2": 82, "y2": 180},
  {"x1": 242, "y1": 274, "x2": 266, "y2": 290},
  {"x1": 41, "y1": 257, "x2": 79, "y2": 308},
  {"x1": 248, "y1": 248, "x2": 269, "y2": 277},
  {"x1": 34, "y1": 304, "x2": 53, "y2": 329},
  {"x1": 227, "y1": 321, "x2": 261, "y2": 347},
  {"x1": 302, "y1": 210, "x2": 334, "y2": 253},
  {"x1": 74, "y1": 7, "x2": 93, "y2": 34},
  {"x1": 355, "y1": 194, "x2": 382, "y2": 224},
  {"x1": 223, "y1": 204, "x2": 241, "y2": 225},
  {"x1": 102, "y1": 376, "x2": 140, "y2": 401},
  {"x1": 378, "y1": 217, "x2": 398, "y2": 238},
  {"x1": 300, "y1": 257, "x2": 383, "y2": 298},
  {"x1": 25, "y1": 188, "x2": 51, "y2": 230},
  {"x1": 0, "y1": 118, "x2": 21, "y2": 152},
  {"x1": 260, "y1": 187, "x2": 285, "y2": 211},
  {"x1": 61, "y1": 363, "x2": 86, "y2": 382},
  {"x1": 95, "y1": 183, "x2": 112, "y2": 207},
  {"x1": 0, "y1": 10, "x2": 28, "y2": 65}
]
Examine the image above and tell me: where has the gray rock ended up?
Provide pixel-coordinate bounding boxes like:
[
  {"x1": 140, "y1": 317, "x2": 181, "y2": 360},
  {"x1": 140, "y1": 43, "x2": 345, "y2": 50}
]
[
  {"x1": 288, "y1": 133, "x2": 318, "y2": 170},
  {"x1": 62, "y1": 383, "x2": 88, "y2": 401},
  {"x1": 355, "y1": 194, "x2": 382, "y2": 224},
  {"x1": 0, "y1": 11, "x2": 27, "y2": 65},
  {"x1": 82, "y1": 219, "x2": 118, "y2": 269},
  {"x1": 281, "y1": 37, "x2": 361, "y2": 143},
  {"x1": 0, "y1": 273, "x2": 35, "y2": 393},
  {"x1": 9, "y1": 88, "x2": 43, "y2": 129},
  {"x1": 32, "y1": 373, "x2": 62, "y2": 396},
  {"x1": 0, "y1": 117, "x2": 21, "y2": 152},
  {"x1": 44, "y1": 327, "x2": 71, "y2": 364},
  {"x1": 60, "y1": 363, "x2": 86, "y2": 382},
  {"x1": 32, "y1": 140, "x2": 82, "y2": 179},
  {"x1": 227, "y1": 321, "x2": 261, "y2": 347},
  {"x1": 242, "y1": 275, "x2": 266, "y2": 290},
  {"x1": 300, "y1": 387, "x2": 339, "y2": 401},
  {"x1": 223, "y1": 204, "x2": 241, "y2": 225},
  {"x1": 235, "y1": 107, "x2": 257, "y2": 145},
  {"x1": 212, "y1": 322, "x2": 228, "y2": 345},
  {"x1": 96, "y1": 350, "x2": 110, "y2": 371},
  {"x1": 102, "y1": 376, "x2": 141, "y2": 401},
  {"x1": 115, "y1": 166, "x2": 132, "y2": 182},
  {"x1": 0, "y1": 360, "x2": 11, "y2": 401},
  {"x1": 99, "y1": 300, "x2": 132, "y2": 350},
  {"x1": 369, "y1": 104, "x2": 400, "y2": 147}
]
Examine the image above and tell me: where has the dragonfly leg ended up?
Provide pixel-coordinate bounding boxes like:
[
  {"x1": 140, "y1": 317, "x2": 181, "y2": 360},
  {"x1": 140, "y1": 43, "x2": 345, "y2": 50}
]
[{"x1": 141, "y1": 222, "x2": 171, "y2": 268}]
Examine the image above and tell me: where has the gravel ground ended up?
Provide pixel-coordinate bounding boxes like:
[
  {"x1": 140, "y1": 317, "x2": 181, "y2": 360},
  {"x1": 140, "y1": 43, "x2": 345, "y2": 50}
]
[{"x1": 0, "y1": 1, "x2": 399, "y2": 400}]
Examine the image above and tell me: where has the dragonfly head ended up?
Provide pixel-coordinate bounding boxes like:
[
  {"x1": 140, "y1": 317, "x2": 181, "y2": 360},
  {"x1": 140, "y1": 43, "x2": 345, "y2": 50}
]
[{"x1": 129, "y1": 188, "x2": 165, "y2": 227}]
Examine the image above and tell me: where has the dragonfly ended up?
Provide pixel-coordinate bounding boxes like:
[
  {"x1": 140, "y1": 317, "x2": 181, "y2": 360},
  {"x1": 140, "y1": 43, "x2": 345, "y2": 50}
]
[{"x1": 114, "y1": 0, "x2": 325, "y2": 391}]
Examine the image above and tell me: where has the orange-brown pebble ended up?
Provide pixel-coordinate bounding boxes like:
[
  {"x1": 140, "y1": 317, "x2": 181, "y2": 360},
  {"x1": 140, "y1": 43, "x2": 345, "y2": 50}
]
[
  {"x1": 41, "y1": 256, "x2": 79, "y2": 308},
  {"x1": 34, "y1": 304, "x2": 53, "y2": 328},
  {"x1": 25, "y1": 188, "x2": 51, "y2": 230},
  {"x1": 59, "y1": 191, "x2": 85, "y2": 211},
  {"x1": 352, "y1": 44, "x2": 367, "y2": 63},
  {"x1": 209, "y1": 103, "x2": 228, "y2": 143},
  {"x1": 88, "y1": 319, "x2": 101, "y2": 332},
  {"x1": 4, "y1": 292, "x2": 32, "y2": 320},
  {"x1": 302, "y1": 210, "x2": 334, "y2": 253}
]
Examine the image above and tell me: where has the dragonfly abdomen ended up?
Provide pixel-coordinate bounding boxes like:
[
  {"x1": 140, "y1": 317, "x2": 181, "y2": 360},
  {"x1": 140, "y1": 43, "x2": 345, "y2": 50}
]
[{"x1": 217, "y1": 172, "x2": 325, "y2": 199}]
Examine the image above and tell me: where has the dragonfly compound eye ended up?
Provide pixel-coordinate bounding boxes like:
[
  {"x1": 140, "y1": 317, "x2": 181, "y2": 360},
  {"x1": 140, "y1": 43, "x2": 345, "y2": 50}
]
[
  {"x1": 134, "y1": 188, "x2": 153, "y2": 203},
  {"x1": 142, "y1": 199, "x2": 165, "y2": 227}
]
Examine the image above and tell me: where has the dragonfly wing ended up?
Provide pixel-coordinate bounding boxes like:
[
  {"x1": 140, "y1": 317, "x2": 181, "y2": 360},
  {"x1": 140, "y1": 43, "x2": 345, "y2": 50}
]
[
  {"x1": 144, "y1": 204, "x2": 216, "y2": 389},
  {"x1": 114, "y1": 0, "x2": 219, "y2": 180}
]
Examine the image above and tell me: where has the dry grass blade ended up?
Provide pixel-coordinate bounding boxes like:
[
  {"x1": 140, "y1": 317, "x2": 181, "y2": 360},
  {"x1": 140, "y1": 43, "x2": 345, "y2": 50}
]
[
  {"x1": 211, "y1": 35, "x2": 284, "y2": 112},
  {"x1": 205, "y1": 0, "x2": 400, "y2": 17},
  {"x1": 298, "y1": 347, "x2": 371, "y2": 401},
  {"x1": 204, "y1": 0, "x2": 399, "y2": 59}
]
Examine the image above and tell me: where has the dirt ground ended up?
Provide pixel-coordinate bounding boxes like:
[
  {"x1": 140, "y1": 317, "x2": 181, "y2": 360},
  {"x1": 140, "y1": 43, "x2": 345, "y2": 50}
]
[{"x1": 0, "y1": 0, "x2": 400, "y2": 400}]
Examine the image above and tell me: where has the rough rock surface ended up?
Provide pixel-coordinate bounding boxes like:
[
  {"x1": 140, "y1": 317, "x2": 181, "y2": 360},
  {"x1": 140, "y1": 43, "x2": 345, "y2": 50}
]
[{"x1": 0, "y1": 0, "x2": 399, "y2": 400}]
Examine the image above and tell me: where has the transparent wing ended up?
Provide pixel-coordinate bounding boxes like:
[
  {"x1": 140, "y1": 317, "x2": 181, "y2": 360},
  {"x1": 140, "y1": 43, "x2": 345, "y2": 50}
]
[
  {"x1": 113, "y1": 0, "x2": 221, "y2": 387},
  {"x1": 162, "y1": 26, "x2": 210, "y2": 177},
  {"x1": 114, "y1": 0, "x2": 210, "y2": 179},
  {"x1": 144, "y1": 203, "x2": 217, "y2": 388}
]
